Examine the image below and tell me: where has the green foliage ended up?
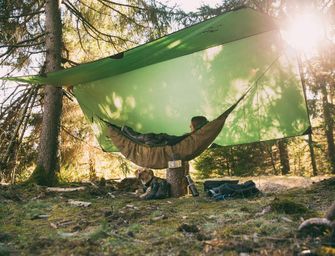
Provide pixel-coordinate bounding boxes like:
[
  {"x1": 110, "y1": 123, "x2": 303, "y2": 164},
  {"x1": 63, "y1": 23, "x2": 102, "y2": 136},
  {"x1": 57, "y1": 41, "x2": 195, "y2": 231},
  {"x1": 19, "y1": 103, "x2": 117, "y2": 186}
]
[
  {"x1": 58, "y1": 166, "x2": 89, "y2": 183},
  {"x1": 193, "y1": 153, "x2": 216, "y2": 178},
  {"x1": 194, "y1": 141, "x2": 277, "y2": 178},
  {"x1": 270, "y1": 198, "x2": 309, "y2": 215}
]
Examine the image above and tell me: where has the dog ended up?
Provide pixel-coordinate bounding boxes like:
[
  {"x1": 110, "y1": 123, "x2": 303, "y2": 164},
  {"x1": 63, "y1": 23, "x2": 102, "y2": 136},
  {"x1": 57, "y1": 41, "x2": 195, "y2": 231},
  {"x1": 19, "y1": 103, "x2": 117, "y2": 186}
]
[{"x1": 135, "y1": 168, "x2": 170, "y2": 200}]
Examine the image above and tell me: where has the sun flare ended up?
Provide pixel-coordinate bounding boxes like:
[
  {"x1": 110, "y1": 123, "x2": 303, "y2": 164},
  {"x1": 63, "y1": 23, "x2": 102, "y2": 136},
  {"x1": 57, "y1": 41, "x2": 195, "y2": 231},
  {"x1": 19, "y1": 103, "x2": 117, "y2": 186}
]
[{"x1": 281, "y1": 12, "x2": 324, "y2": 53}]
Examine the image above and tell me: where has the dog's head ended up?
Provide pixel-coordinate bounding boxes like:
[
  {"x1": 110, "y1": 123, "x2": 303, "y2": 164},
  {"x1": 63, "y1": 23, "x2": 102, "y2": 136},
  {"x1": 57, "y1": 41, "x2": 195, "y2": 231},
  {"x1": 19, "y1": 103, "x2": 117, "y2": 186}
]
[{"x1": 135, "y1": 168, "x2": 154, "y2": 185}]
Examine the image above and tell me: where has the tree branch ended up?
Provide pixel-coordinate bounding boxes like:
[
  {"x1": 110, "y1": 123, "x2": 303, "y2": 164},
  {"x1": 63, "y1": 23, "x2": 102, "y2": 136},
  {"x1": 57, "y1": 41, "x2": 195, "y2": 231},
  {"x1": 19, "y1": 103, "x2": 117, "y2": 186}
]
[
  {"x1": 0, "y1": 33, "x2": 46, "y2": 48},
  {"x1": 64, "y1": 0, "x2": 137, "y2": 44},
  {"x1": 99, "y1": 0, "x2": 146, "y2": 11}
]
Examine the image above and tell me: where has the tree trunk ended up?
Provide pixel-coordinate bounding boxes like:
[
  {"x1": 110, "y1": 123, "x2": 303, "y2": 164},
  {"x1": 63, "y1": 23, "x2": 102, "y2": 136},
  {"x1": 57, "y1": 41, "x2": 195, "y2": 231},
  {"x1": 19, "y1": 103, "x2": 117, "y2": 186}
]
[
  {"x1": 268, "y1": 145, "x2": 278, "y2": 175},
  {"x1": 307, "y1": 133, "x2": 318, "y2": 176},
  {"x1": 278, "y1": 140, "x2": 290, "y2": 175},
  {"x1": 166, "y1": 161, "x2": 188, "y2": 197},
  {"x1": 321, "y1": 85, "x2": 335, "y2": 174},
  {"x1": 89, "y1": 149, "x2": 97, "y2": 181},
  {"x1": 31, "y1": 0, "x2": 63, "y2": 185},
  {"x1": 297, "y1": 56, "x2": 319, "y2": 176}
]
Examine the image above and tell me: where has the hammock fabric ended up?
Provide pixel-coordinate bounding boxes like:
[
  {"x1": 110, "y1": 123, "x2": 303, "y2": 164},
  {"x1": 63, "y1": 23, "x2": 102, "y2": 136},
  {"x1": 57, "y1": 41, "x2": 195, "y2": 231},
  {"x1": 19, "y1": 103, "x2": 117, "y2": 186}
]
[{"x1": 104, "y1": 97, "x2": 241, "y2": 169}]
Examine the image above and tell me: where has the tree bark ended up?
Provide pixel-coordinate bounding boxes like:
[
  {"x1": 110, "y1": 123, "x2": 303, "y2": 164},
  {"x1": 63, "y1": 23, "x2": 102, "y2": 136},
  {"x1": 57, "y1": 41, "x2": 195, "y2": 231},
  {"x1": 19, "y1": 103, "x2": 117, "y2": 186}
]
[
  {"x1": 31, "y1": 0, "x2": 63, "y2": 185},
  {"x1": 307, "y1": 133, "x2": 318, "y2": 176},
  {"x1": 268, "y1": 145, "x2": 278, "y2": 175},
  {"x1": 89, "y1": 150, "x2": 97, "y2": 181},
  {"x1": 166, "y1": 161, "x2": 188, "y2": 197},
  {"x1": 321, "y1": 85, "x2": 335, "y2": 174},
  {"x1": 297, "y1": 56, "x2": 318, "y2": 176},
  {"x1": 278, "y1": 140, "x2": 290, "y2": 175}
]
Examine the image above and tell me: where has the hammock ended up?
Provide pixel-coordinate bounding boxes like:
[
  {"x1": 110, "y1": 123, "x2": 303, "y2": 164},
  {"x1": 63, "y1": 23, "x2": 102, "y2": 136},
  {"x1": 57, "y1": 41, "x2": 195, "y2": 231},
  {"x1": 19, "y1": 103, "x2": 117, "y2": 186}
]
[{"x1": 102, "y1": 92, "x2": 245, "y2": 169}]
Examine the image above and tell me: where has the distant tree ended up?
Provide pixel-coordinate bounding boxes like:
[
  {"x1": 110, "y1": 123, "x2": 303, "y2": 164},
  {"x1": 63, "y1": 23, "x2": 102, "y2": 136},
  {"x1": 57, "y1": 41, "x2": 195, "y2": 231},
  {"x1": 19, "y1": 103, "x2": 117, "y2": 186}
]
[
  {"x1": 194, "y1": 141, "x2": 278, "y2": 178},
  {"x1": 278, "y1": 140, "x2": 290, "y2": 175},
  {"x1": 306, "y1": 50, "x2": 335, "y2": 174}
]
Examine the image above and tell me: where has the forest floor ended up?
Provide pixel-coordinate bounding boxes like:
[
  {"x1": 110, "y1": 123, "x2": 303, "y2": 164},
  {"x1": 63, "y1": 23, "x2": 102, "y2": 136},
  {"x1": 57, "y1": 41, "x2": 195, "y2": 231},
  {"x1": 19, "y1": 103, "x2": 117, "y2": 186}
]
[{"x1": 0, "y1": 175, "x2": 335, "y2": 256}]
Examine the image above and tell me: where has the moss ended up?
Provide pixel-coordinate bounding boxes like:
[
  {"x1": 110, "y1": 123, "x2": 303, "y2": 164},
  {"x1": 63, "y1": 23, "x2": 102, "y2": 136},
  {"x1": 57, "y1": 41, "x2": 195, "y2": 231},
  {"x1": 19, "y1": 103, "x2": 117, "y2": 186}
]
[
  {"x1": 270, "y1": 198, "x2": 309, "y2": 214},
  {"x1": 27, "y1": 165, "x2": 58, "y2": 186}
]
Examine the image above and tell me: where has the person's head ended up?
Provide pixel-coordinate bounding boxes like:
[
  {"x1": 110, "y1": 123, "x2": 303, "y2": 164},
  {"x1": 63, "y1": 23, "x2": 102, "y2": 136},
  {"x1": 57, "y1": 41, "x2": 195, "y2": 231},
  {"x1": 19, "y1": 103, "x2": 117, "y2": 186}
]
[{"x1": 190, "y1": 116, "x2": 208, "y2": 132}]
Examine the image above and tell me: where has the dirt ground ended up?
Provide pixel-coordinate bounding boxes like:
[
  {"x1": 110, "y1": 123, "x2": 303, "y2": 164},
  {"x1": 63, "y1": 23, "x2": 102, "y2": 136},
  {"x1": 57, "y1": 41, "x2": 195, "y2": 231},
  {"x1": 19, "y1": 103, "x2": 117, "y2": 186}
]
[{"x1": 0, "y1": 175, "x2": 334, "y2": 256}]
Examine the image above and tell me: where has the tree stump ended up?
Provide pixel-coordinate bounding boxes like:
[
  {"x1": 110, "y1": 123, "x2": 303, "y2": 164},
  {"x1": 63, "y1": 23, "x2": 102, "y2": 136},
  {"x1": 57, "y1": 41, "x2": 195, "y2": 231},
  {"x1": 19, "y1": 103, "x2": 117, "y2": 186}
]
[{"x1": 166, "y1": 161, "x2": 188, "y2": 197}]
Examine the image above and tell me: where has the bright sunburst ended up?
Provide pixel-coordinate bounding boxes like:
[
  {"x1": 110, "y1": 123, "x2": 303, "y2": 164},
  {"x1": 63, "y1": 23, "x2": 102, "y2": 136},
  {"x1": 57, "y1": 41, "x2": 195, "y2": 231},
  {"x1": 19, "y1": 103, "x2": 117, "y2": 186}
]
[{"x1": 281, "y1": 12, "x2": 325, "y2": 53}]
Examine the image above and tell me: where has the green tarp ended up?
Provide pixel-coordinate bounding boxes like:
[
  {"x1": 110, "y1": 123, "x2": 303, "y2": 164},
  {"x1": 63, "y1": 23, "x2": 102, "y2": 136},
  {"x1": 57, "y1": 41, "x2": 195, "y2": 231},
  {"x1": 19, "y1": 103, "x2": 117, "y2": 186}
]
[{"x1": 3, "y1": 8, "x2": 310, "y2": 152}]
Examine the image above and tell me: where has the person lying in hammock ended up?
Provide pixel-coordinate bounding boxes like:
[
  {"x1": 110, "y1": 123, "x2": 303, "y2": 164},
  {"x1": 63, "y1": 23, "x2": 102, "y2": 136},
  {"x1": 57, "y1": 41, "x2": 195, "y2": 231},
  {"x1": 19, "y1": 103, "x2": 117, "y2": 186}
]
[{"x1": 122, "y1": 116, "x2": 209, "y2": 146}]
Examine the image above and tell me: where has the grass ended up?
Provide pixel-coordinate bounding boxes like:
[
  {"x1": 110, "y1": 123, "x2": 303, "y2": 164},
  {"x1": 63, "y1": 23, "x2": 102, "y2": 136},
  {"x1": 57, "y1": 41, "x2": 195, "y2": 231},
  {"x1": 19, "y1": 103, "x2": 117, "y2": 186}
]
[{"x1": 0, "y1": 176, "x2": 334, "y2": 255}]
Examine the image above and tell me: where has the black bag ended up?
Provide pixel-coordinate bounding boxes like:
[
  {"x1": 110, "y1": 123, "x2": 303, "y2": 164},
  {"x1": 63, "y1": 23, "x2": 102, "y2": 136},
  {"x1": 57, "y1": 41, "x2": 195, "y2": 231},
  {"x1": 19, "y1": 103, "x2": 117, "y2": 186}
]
[
  {"x1": 208, "y1": 180, "x2": 260, "y2": 200},
  {"x1": 203, "y1": 180, "x2": 239, "y2": 191}
]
